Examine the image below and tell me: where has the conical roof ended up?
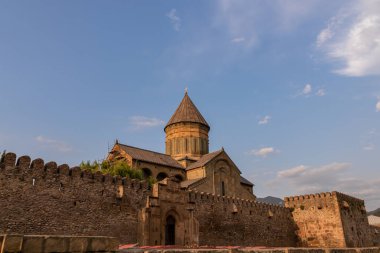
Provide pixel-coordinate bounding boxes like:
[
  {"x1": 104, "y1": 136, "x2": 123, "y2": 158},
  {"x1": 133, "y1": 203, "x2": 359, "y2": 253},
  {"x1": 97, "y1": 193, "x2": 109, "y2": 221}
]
[{"x1": 165, "y1": 92, "x2": 210, "y2": 130}]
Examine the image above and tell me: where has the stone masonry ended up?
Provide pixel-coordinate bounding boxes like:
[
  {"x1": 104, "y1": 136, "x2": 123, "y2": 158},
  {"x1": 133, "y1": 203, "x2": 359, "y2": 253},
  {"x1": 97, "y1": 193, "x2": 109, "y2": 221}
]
[
  {"x1": 285, "y1": 192, "x2": 373, "y2": 247},
  {"x1": 0, "y1": 152, "x2": 376, "y2": 247}
]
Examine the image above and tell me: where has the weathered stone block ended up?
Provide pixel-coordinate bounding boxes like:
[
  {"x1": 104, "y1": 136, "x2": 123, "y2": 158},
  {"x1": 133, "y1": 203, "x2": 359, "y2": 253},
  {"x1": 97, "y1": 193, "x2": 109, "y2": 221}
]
[
  {"x1": 44, "y1": 236, "x2": 69, "y2": 252},
  {"x1": 328, "y1": 249, "x2": 358, "y2": 253},
  {"x1": 2, "y1": 234, "x2": 23, "y2": 253},
  {"x1": 68, "y1": 237, "x2": 89, "y2": 252},
  {"x1": 88, "y1": 237, "x2": 118, "y2": 252},
  {"x1": 289, "y1": 248, "x2": 326, "y2": 253},
  {"x1": 22, "y1": 236, "x2": 44, "y2": 253}
]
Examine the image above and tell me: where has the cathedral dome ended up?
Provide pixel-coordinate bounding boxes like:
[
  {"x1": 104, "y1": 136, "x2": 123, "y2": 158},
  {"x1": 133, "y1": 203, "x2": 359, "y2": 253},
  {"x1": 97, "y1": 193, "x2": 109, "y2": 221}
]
[
  {"x1": 165, "y1": 91, "x2": 209, "y2": 131},
  {"x1": 165, "y1": 91, "x2": 210, "y2": 164}
]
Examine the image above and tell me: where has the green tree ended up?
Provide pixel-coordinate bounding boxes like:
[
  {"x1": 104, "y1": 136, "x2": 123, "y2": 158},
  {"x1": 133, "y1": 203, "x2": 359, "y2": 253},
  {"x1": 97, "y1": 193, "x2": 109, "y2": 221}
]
[{"x1": 79, "y1": 159, "x2": 155, "y2": 186}]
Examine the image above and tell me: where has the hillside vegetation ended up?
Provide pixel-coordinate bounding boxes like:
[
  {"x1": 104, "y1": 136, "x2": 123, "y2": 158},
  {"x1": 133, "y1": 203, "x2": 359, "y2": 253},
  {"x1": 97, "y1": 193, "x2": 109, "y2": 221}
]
[{"x1": 368, "y1": 208, "x2": 380, "y2": 217}]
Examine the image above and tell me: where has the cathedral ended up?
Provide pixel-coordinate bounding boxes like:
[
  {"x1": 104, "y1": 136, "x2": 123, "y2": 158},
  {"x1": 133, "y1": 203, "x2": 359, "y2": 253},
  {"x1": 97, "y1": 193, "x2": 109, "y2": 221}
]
[
  {"x1": 0, "y1": 92, "x2": 375, "y2": 247},
  {"x1": 107, "y1": 91, "x2": 256, "y2": 201}
]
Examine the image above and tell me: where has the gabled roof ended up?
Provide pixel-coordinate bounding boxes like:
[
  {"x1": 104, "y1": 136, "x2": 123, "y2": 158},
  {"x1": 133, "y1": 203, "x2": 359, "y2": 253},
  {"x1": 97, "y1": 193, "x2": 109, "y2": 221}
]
[
  {"x1": 180, "y1": 178, "x2": 205, "y2": 188},
  {"x1": 240, "y1": 176, "x2": 254, "y2": 186},
  {"x1": 165, "y1": 92, "x2": 210, "y2": 130},
  {"x1": 186, "y1": 149, "x2": 223, "y2": 170},
  {"x1": 116, "y1": 143, "x2": 184, "y2": 169}
]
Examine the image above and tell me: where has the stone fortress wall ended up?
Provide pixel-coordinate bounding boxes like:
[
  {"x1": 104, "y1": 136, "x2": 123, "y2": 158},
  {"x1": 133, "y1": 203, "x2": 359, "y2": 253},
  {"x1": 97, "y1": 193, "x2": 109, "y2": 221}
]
[
  {"x1": 285, "y1": 192, "x2": 373, "y2": 248},
  {"x1": 0, "y1": 152, "x2": 149, "y2": 244},
  {"x1": 0, "y1": 152, "x2": 376, "y2": 247},
  {"x1": 189, "y1": 190, "x2": 297, "y2": 246}
]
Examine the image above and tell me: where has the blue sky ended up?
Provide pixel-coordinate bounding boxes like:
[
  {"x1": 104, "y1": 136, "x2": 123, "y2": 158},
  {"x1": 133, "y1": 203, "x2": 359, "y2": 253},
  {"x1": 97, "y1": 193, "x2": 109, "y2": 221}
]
[{"x1": 1, "y1": 1, "x2": 379, "y2": 210}]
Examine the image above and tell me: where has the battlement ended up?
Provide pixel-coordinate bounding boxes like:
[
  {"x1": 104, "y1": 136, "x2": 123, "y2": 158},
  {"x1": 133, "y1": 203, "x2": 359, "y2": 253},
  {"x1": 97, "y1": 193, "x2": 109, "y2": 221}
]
[
  {"x1": 0, "y1": 152, "x2": 150, "y2": 190},
  {"x1": 187, "y1": 190, "x2": 292, "y2": 222},
  {"x1": 284, "y1": 191, "x2": 336, "y2": 202},
  {"x1": 0, "y1": 152, "x2": 152, "y2": 244},
  {"x1": 284, "y1": 191, "x2": 366, "y2": 213},
  {"x1": 285, "y1": 191, "x2": 365, "y2": 204},
  {"x1": 189, "y1": 190, "x2": 286, "y2": 209}
]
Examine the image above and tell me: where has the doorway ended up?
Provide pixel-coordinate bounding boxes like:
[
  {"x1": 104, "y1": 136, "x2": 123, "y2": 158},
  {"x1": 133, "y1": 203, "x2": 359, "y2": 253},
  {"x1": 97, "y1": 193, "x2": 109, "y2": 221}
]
[{"x1": 165, "y1": 215, "x2": 176, "y2": 245}]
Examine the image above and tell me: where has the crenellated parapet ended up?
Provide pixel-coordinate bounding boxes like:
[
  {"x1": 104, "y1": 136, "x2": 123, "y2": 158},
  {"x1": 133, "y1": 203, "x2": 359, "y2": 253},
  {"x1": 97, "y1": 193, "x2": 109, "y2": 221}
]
[
  {"x1": 284, "y1": 192, "x2": 338, "y2": 210},
  {"x1": 188, "y1": 191, "x2": 291, "y2": 218},
  {"x1": 0, "y1": 151, "x2": 151, "y2": 191},
  {"x1": 284, "y1": 191, "x2": 373, "y2": 248},
  {"x1": 0, "y1": 152, "x2": 152, "y2": 244}
]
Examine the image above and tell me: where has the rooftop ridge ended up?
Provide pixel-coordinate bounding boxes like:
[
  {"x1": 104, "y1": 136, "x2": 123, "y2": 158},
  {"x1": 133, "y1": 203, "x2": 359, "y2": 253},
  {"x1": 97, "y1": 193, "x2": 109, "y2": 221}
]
[
  {"x1": 116, "y1": 143, "x2": 185, "y2": 169},
  {"x1": 186, "y1": 149, "x2": 223, "y2": 170},
  {"x1": 117, "y1": 143, "x2": 174, "y2": 158}
]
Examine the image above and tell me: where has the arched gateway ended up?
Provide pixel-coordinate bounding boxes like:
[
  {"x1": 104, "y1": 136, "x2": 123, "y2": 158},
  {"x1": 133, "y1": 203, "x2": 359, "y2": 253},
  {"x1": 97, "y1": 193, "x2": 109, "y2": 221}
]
[{"x1": 165, "y1": 215, "x2": 176, "y2": 245}]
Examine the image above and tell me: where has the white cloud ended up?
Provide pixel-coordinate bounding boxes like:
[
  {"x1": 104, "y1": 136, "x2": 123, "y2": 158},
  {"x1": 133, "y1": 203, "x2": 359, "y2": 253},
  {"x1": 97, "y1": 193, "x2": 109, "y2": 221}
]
[
  {"x1": 317, "y1": 1, "x2": 380, "y2": 76},
  {"x1": 166, "y1": 9, "x2": 181, "y2": 31},
  {"x1": 316, "y1": 89, "x2": 326, "y2": 96},
  {"x1": 278, "y1": 165, "x2": 307, "y2": 178},
  {"x1": 376, "y1": 101, "x2": 380, "y2": 112},
  {"x1": 231, "y1": 37, "x2": 246, "y2": 43},
  {"x1": 35, "y1": 135, "x2": 72, "y2": 153},
  {"x1": 129, "y1": 116, "x2": 165, "y2": 130},
  {"x1": 215, "y1": 1, "x2": 320, "y2": 48},
  {"x1": 266, "y1": 162, "x2": 380, "y2": 210},
  {"x1": 302, "y1": 83, "x2": 312, "y2": 95},
  {"x1": 295, "y1": 84, "x2": 326, "y2": 98},
  {"x1": 249, "y1": 147, "x2": 277, "y2": 158},
  {"x1": 363, "y1": 144, "x2": 374, "y2": 151},
  {"x1": 278, "y1": 162, "x2": 349, "y2": 179},
  {"x1": 258, "y1": 115, "x2": 271, "y2": 125},
  {"x1": 317, "y1": 26, "x2": 334, "y2": 47}
]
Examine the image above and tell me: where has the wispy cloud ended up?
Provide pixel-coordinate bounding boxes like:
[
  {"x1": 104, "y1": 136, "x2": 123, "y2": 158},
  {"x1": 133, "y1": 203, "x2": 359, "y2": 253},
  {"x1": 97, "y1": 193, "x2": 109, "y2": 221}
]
[
  {"x1": 363, "y1": 144, "x2": 374, "y2": 151},
  {"x1": 295, "y1": 84, "x2": 326, "y2": 97},
  {"x1": 266, "y1": 162, "x2": 380, "y2": 210},
  {"x1": 248, "y1": 147, "x2": 277, "y2": 158},
  {"x1": 317, "y1": 1, "x2": 380, "y2": 76},
  {"x1": 376, "y1": 101, "x2": 380, "y2": 112},
  {"x1": 362, "y1": 128, "x2": 379, "y2": 151},
  {"x1": 231, "y1": 37, "x2": 246, "y2": 43},
  {"x1": 277, "y1": 163, "x2": 349, "y2": 180},
  {"x1": 258, "y1": 115, "x2": 271, "y2": 125},
  {"x1": 129, "y1": 116, "x2": 165, "y2": 130},
  {"x1": 166, "y1": 9, "x2": 181, "y2": 31},
  {"x1": 35, "y1": 135, "x2": 72, "y2": 153},
  {"x1": 316, "y1": 89, "x2": 326, "y2": 97},
  {"x1": 277, "y1": 165, "x2": 307, "y2": 178},
  {"x1": 215, "y1": 1, "x2": 320, "y2": 48}
]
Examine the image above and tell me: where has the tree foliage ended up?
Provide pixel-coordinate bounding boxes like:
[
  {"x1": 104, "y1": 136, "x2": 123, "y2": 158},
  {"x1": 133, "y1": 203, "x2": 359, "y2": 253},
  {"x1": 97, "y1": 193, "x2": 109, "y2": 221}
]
[{"x1": 79, "y1": 159, "x2": 156, "y2": 186}]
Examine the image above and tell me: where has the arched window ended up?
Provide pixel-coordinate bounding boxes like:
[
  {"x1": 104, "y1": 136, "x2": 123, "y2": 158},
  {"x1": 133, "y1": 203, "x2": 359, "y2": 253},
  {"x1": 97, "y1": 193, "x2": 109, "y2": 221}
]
[
  {"x1": 156, "y1": 172, "x2": 168, "y2": 181},
  {"x1": 221, "y1": 181, "x2": 225, "y2": 196},
  {"x1": 142, "y1": 168, "x2": 152, "y2": 179}
]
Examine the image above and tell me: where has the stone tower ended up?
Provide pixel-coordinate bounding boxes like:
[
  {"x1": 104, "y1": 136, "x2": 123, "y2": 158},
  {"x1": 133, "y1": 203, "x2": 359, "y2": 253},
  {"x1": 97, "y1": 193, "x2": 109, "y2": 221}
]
[{"x1": 165, "y1": 91, "x2": 210, "y2": 166}]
